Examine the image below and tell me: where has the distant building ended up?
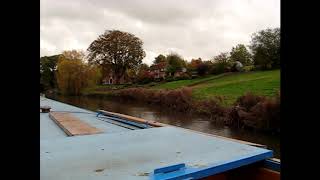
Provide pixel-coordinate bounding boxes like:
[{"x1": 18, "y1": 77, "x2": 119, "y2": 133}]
[
  {"x1": 149, "y1": 62, "x2": 167, "y2": 80},
  {"x1": 102, "y1": 71, "x2": 130, "y2": 85},
  {"x1": 174, "y1": 67, "x2": 187, "y2": 77}
]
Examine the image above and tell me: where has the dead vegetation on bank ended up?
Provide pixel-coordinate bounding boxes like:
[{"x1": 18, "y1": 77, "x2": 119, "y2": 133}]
[{"x1": 108, "y1": 87, "x2": 280, "y2": 132}]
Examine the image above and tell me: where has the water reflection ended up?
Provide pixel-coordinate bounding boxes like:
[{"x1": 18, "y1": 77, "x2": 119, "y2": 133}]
[{"x1": 49, "y1": 94, "x2": 280, "y2": 158}]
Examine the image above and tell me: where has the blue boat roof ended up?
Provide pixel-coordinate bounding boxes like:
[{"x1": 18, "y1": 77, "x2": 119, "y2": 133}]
[
  {"x1": 40, "y1": 97, "x2": 272, "y2": 180},
  {"x1": 40, "y1": 97, "x2": 133, "y2": 140}
]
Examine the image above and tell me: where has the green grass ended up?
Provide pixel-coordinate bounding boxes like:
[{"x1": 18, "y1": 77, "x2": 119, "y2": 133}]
[
  {"x1": 151, "y1": 73, "x2": 228, "y2": 90},
  {"x1": 84, "y1": 70, "x2": 280, "y2": 107},
  {"x1": 192, "y1": 70, "x2": 280, "y2": 105},
  {"x1": 151, "y1": 70, "x2": 280, "y2": 106}
]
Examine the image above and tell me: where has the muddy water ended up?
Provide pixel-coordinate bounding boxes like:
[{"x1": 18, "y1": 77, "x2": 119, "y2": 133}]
[{"x1": 48, "y1": 94, "x2": 280, "y2": 158}]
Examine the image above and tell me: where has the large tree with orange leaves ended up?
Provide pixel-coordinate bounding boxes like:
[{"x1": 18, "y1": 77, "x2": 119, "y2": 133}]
[{"x1": 87, "y1": 30, "x2": 145, "y2": 84}]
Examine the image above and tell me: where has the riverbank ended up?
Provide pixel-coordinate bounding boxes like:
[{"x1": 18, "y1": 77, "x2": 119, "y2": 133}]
[
  {"x1": 80, "y1": 70, "x2": 280, "y2": 132},
  {"x1": 46, "y1": 70, "x2": 280, "y2": 132},
  {"x1": 47, "y1": 90, "x2": 280, "y2": 133},
  {"x1": 95, "y1": 88, "x2": 280, "y2": 132},
  {"x1": 83, "y1": 70, "x2": 280, "y2": 106}
]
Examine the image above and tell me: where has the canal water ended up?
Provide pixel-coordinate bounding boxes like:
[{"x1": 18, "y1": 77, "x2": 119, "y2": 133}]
[{"x1": 48, "y1": 94, "x2": 280, "y2": 158}]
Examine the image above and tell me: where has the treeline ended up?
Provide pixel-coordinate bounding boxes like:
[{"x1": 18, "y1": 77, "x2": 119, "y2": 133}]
[
  {"x1": 135, "y1": 28, "x2": 280, "y2": 84},
  {"x1": 40, "y1": 27, "x2": 280, "y2": 94}
]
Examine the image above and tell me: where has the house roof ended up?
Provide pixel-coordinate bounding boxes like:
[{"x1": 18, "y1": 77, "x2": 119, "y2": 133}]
[{"x1": 150, "y1": 62, "x2": 167, "y2": 70}]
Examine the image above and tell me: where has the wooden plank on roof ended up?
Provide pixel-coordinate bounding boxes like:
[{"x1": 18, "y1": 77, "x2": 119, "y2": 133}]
[
  {"x1": 98, "y1": 110, "x2": 168, "y2": 127},
  {"x1": 49, "y1": 112, "x2": 103, "y2": 136}
]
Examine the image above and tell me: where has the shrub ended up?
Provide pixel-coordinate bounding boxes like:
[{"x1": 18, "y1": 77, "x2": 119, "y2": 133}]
[
  {"x1": 113, "y1": 87, "x2": 193, "y2": 112},
  {"x1": 235, "y1": 92, "x2": 266, "y2": 111},
  {"x1": 210, "y1": 63, "x2": 225, "y2": 75},
  {"x1": 210, "y1": 62, "x2": 233, "y2": 75},
  {"x1": 174, "y1": 74, "x2": 191, "y2": 81},
  {"x1": 148, "y1": 82, "x2": 158, "y2": 87},
  {"x1": 228, "y1": 93, "x2": 280, "y2": 131},
  {"x1": 195, "y1": 99, "x2": 226, "y2": 122},
  {"x1": 197, "y1": 63, "x2": 209, "y2": 76},
  {"x1": 243, "y1": 65, "x2": 254, "y2": 72},
  {"x1": 137, "y1": 77, "x2": 153, "y2": 84},
  {"x1": 250, "y1": 97, "x2": 280, "y2": 130},
  {"x1": 109, "y1": 88, "x2": 280, "y2": 132},
  {"x1": 165, "y1": 76, "x2": 175, "y2": 82}
]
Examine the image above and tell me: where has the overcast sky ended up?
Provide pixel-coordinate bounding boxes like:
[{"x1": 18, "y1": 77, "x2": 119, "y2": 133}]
[{"x1": 40, "y1": 0, "x2": 280, "y2": 65}]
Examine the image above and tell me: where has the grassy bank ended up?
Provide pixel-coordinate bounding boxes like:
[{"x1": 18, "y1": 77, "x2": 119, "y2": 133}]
[
  {"x1": 85, "y1": 70, "x2": 280, "y2": 106},
  {"x1": 191, "y1": 70, "x2": 280, "y2": 105},
  {"x1": 151, "y1": 73, "x2": 230, "y2": 90},
  {"x1": 152, "y1": 70, "x2": 280, "y2": 106},
  {"x1": 51, "y1": 70, "x2": 280, "y2": 132}
]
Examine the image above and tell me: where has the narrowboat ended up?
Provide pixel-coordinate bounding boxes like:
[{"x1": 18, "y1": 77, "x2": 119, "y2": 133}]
[{"x1": 40, "y1": 97, "x2": 280, "y2": 180}]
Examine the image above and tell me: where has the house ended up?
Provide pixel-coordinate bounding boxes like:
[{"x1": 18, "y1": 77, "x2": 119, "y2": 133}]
[
  {"x1": 102, "y1": 71, "x2": 130, "y2": 85},
  {"x1": 174, "y1": 67, "x2": 187, "y2": 77},
  {"x1": 149, "y1": 62, "x2": 167, "y2": 80},
  {"x1": 102, "y1": 72, "x2": 115, "y2": 84}
]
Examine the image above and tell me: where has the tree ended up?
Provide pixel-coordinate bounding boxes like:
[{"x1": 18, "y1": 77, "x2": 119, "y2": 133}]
[
  {"x1": 153, "y1": 54, "x2": 167, "y2": 64},
  {"x1": 229, "y1": 44, "x2": 252, "y2": 65},
  {"x1": 40, "y1": 54, "x2": 60, "y2": 90},
  {"x1": 138, "y1": 63, "x2": 150, "y2": 72},
  {"x1": 137, "y1": 63, "x2": 152, "y2": 84},
  {"x1": 186, "y1": 58, "x2": 210, "y2": 76},
  {"x1": 166, "y1": 53, "x2": 185, "y2": 74},
  {"x1": 213, "y1": 52, "x2": 230, "y2": 64},
  {"x1": 197, "y1": 63, "x2": 209, "y2": 76},
  {"x1": 61, "y1": 50, "x2": 85, "y2": 60},
  {"x1": 210, "y1": 52, "x2": 231, "y2": 74},
  {"x1": 191, "y1": 58, "x2": 202, "y2": 67},
  {"x1": 249, "y1": 28, "x2": 280, "y2": 69},
  {"x1": 56, "y1": 50, "x2": 101, "y2": 95},
  {"x1": 87, "y1": 30, "x2": 146, "y2": 84},
  {"x1": 126, "y1": 68, "x2": 137, "y2": 83}
]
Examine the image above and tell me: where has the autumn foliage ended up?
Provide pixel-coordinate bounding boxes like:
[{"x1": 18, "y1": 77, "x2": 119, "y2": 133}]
[{"x1": 56, "y1": 50, "x2": 102, "y2": 95}]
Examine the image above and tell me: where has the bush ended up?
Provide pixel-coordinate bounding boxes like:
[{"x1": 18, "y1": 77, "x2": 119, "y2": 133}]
[
  {"x1": 236, "y1": 92, "x2": 266, "y2": 111},
  {"x1": 197, "y1": 63, "x2": 209, "y2": 76},
  {"x1": 113, "y1": 87, "x2": 193, "y2": 112},
  {"x1": 210, "y1": 64, "x2": 225, "y2": 75},
  {"x1": 137, "y1": 77, "x2": 153, "y2": 84},
  {"x1": 195, "y1": 99, "x2": 227, "y2": 122},
  {"x1": 165, "y1": 76, "x2": 175, "y2": 82},
  {"x1": 249, "y1": 97, "x2": 280, "y2": 130},
  {"x1": 253, "y1": 64, "x2": 272, "y2": 71},
  {"x1": 228, "y1": 93, "x2": 280, "y2": 131},
  {"x1": 109, "y1": 88, "x2": 280, "y2": 132},
  {"x1": 174, "y1": 74, "x2": 191, "y2": 81},
  {"x1": 210, "y1": 62, "x2": 232, "y2": 75},
  {"x1": 147, "y1": 82, "x2": 158, "y2": 87},
  {"x1": 153, "y1": 78, "x2": 162, "y2": 82},
  {"x1": 243, "y1": 65, "x2": 254, "y2": 72}
]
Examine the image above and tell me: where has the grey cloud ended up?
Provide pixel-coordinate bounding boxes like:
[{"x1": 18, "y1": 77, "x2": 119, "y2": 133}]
[{"x1": 40, "y1": 0, "x2": 280, "y2": 64}]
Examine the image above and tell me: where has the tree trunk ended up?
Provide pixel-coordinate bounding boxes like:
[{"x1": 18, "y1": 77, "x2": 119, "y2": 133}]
[{"x1": 114, "y1": 71, "x2": 124, "y2": 84}]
